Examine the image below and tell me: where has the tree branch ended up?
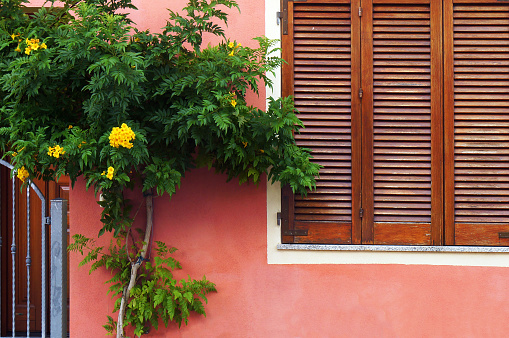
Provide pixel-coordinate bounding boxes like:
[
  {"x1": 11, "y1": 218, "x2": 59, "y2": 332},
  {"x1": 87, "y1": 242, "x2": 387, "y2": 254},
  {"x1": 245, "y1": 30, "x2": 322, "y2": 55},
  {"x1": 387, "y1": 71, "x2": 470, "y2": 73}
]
[{"x1": 116, "y1": 193, "x2": 153, "y2": 338}]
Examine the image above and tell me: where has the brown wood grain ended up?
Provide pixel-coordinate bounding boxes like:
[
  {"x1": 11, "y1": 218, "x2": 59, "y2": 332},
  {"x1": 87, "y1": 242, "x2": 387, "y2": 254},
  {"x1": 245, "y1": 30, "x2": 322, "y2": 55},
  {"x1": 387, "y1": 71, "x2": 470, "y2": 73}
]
[
  {"x1": 351, "y1": 0, "x2": 362, "y2": 244},
  {"x1": 430, "y1": 0, "x2": 444, "y2": 245},
  {"x1": 456, "y1": 223, "x2": 509, "y2": 246},
  {"x1": 374, "y1": 223, "x2": 432, "y2": 245},
  {"x1": 294, "y1": 222, "x2": 352, "y2": 244},
  {"x1": 361, "y1": 0, "x2": 375, "y2": 244}
]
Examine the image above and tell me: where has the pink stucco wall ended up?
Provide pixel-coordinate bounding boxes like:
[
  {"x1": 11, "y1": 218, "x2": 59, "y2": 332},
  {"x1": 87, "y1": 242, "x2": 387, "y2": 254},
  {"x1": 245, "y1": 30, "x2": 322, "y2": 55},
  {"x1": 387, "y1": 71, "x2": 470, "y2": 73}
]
[
  {"x1": 42, "y1": 0, "x2": 509, "y2": 336},
  {"x1": 70, "y1": 170, "x2": 509, "y2": 337}
]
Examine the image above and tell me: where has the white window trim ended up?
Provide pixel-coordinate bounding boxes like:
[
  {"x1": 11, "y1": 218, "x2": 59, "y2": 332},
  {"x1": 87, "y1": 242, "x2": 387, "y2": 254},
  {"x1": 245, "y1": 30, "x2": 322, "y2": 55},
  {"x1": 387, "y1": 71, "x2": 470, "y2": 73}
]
[{"x1": 264, "y1": 0, "x2": 509, "y2": 267}]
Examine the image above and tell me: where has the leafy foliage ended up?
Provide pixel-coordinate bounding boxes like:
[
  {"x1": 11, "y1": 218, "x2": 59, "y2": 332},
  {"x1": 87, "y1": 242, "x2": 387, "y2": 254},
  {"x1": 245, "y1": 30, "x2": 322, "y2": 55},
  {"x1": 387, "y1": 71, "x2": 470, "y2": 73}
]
[
  {"x1": 1, "y1": 0, "x2": 320, "y2": 335},
  {"x1": 1, "y1": 0, "x2": 319, "y2": 231},
  {"x1": 69, "y1": 235, "x2": 216, "y2": 335}
]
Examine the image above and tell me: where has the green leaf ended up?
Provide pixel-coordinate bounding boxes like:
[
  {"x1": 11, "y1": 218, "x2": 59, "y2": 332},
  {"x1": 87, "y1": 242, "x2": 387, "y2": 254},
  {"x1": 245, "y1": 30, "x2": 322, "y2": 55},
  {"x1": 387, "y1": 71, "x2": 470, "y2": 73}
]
[
  {"x1": 183, "y1": 291, "x2": 193, "y2": 303},
  {"x1": 166, "y1": 297, "x2": 176, "y2": 321},
  {"x1": 153, "y1": 289, "x2": 165, "y2": 307}
]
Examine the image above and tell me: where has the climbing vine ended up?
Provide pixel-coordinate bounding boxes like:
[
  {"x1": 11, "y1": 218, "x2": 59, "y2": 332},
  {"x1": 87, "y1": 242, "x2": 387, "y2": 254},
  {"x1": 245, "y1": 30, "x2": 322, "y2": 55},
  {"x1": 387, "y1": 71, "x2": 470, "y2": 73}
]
[{"x1": 0, "y1": 0, "x2": 321, "y2": 336}]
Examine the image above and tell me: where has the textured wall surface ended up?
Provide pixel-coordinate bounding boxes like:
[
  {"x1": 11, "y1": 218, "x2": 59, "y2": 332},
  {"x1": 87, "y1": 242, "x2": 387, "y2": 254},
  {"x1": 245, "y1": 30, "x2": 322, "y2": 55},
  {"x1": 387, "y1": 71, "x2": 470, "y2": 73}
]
[{"x1": 70, "y1": 169, "x2": 509, "y2": 338}]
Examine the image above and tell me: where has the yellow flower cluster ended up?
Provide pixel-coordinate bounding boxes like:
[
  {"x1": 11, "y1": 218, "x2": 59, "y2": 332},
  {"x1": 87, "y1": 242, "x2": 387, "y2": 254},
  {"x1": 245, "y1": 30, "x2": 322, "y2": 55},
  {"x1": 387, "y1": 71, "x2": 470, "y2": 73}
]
[
  {"x1": 228, "y1": 41, "x2": 241, "y2": 56},
  {"x1": 11, "y1": 146, "x2": 25, "y2": 157},
  {"x1": 17, "y1": 166, "x2": 29, "y2": 182},
  {"x1": 226, "y1": 92, "x2": 237, "y2": 107},
  {"x1": 48, "y1": 145, "x2": 66, "y2": 158},
  {"x1": 22, "y1": 38, "x2": 47, "y2": 55},
  {"x1": 101, "y1": 166, "x2": 115, "y2": 180},
  {"x1": 109, "y1": 123, "x2": 136, "y2": 149}
]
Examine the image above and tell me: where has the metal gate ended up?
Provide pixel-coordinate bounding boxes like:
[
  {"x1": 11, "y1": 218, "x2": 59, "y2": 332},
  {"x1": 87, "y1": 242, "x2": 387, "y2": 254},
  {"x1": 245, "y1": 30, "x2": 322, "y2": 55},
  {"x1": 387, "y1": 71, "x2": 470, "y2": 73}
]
[{"x1": 0, "y1": 159, "x2": 68, "y2": 338}]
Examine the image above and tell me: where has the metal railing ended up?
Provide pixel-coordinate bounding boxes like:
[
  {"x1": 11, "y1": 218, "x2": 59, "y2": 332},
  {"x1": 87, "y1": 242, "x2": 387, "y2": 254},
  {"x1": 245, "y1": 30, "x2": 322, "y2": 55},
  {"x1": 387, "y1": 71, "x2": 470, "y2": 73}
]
[{"x1": 0, "y1": 159, "x2": 68, "y2": 338}]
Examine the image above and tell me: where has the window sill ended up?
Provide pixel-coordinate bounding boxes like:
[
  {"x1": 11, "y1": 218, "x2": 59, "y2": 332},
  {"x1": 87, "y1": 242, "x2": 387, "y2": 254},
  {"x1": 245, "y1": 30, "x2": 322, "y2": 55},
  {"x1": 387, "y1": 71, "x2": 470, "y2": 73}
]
[
  {"x1": 270, "y1": 243, "x2": 509, "y2": 266},
  {"x1": 277, "y1": 244, "x2": 509, "y2": 253}
]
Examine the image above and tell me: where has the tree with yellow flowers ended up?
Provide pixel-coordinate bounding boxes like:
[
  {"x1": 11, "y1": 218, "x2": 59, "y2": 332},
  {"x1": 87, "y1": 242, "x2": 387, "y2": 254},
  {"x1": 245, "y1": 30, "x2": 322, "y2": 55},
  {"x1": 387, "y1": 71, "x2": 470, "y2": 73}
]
[{"x1": 1, "y1": 0, "x2": 320, "y2": 336}]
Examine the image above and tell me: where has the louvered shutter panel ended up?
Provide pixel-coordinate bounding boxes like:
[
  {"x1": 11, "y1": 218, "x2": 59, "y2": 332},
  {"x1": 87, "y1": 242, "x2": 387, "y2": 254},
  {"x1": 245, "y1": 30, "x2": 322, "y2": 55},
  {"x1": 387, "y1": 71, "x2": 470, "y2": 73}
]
[
  {"x1": 365, "y1": 0, "x2": 443, "y2": 245},
  {"x1": 281, "y1": 0, "x2": 361, "y2": 244},
  {"x1": 445, "y1": 0, "x2": 509, "y2": 246}
]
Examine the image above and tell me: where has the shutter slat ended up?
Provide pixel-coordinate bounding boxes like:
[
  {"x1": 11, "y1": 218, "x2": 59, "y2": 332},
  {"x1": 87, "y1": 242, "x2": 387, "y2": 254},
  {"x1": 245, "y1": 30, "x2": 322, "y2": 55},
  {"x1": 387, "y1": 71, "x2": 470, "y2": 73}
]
[
  {"x1": 375, "y1": 195, "x2": 431, "y2": 202},
  {"x1": 375, "y1": 202, "x2": 432, "y2": 208},
  {"x1": 455, "y1": 175, "x2": 509, "y2": 182},
  {"x1": 294, "y1": 19, "x2": 351, "y2": 25},
  {"x1": 455, "y1": 19, "x2": 509, "y2": 25}
]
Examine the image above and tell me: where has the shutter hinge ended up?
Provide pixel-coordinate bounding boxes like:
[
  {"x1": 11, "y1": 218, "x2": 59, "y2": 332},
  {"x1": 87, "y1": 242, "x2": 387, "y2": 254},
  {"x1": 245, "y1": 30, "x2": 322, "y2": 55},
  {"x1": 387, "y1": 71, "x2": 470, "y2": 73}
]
[
  {"x1": 283, "y1": 229, "x2": 309, "y2": 236},
  {"x1": 359, "y1": 208, "x2": 364, "y2": 219},
  {"x1": 359, "y1": 7, "x2": 362, "y2": 17},
  {"x1": 278, "y1": 211, "x2": 307, "y2": 235},
  {"x1": 499, "y1": 232, "x2": 509, "y2": 239},
  {"x1": 282, "y1": 0, "x2": 289, "y2": 35},
  {"x1": 45, "y1": 216, "x2": 51, "y2": 225},
  {"x1": 282, "y1": 0, "x2": 308, "y2": 35},
  {"x1": 359, "y1": 88, "x2": 363, "y2": 99},
  {"x1": 277, "y1": 11, "x2": 282, "y2": 25}
]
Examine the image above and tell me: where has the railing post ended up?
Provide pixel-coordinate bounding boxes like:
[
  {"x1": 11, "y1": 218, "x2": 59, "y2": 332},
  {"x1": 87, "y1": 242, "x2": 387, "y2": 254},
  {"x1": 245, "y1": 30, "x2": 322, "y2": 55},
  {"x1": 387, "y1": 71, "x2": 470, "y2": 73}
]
[
  {"x1": 11, "y1": 176, "x2": 16, "y2": 338},
  {"x1": 0, "y1": 167, "x2": 2, "y2": 335},
  {"x1": 50, "y1": 198, "x2": 68, "y2": 338}
]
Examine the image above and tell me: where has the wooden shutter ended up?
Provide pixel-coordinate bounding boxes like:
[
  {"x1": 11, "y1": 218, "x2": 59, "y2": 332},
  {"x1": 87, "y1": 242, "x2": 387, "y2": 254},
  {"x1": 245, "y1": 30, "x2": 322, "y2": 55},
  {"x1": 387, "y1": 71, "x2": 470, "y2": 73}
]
[
  {"x1": 281, "y1": 0, "x2": 361, "y2": 244},
  {"x1": 282, "y1": 0, "x2": 509, "y2": 247},
  {"x1": 444, "y1": 0, "x2": 509, "y2": 245},
  {"x1": 363, "y1": 0, "x2": 443, "y2": 245}
]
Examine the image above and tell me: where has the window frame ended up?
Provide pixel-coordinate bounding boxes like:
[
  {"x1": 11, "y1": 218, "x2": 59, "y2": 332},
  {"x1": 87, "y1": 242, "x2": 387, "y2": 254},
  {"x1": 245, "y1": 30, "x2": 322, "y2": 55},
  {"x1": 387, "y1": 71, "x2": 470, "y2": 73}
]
[{"x1": 279, "y1": 0, "x2": 505, "y2": 248}]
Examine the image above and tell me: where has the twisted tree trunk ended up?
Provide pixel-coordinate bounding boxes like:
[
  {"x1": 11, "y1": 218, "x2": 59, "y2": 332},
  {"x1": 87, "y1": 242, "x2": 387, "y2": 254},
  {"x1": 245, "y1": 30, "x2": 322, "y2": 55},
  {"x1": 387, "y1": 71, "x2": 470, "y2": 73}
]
[{"x1": 117, "y1": 194, "x2": 153, "y2": 338}]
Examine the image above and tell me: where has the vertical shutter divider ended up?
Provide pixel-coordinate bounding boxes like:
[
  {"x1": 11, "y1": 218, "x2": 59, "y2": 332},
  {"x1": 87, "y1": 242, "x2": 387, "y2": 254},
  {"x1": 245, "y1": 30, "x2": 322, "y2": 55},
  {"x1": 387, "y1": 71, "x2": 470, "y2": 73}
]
[
  {"x1": 282, "y1": 0, "x2": 295, "y2": 98},
  {"x1": 443, "y1": 0, "x2": 455, "y2": 245},
  {"x1": 430, "y1": 0, "x2": 444, "y2": 245},
  {"x1": 281, "y1": 0, "x2": 296, "y2": 244},
  {"x1": 351, "y1": 0, "x2": 363, "y2": 244},
  {"x1": 361, "y1": 0, "x2": 374, "y2": 244},
  {"x1": 281, "y1": 185, "x2": 296, "y2": 243}
]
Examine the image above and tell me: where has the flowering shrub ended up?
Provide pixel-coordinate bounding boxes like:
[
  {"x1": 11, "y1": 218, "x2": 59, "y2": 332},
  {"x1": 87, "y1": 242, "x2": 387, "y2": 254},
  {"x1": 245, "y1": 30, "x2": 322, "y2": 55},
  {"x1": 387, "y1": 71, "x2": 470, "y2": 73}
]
[
  {"x1": 16, "y1": 166, "x2": 29, "y2": 182},
  {"x1": 47, "y1": 145, "x2": 66, "y2": 158},
  {"x1": 0, "y1": 0, "x2": 320, "y2": 336},
  {"x1": 22, "y1": 37, "x2": 47, "y2": 55},
  {"x1": 109, "y1": 123, "x2": 136, "y2": 149},
  {"x1": 104, "y1": 166, "x2": 115, "y2": 180},
  {"x1": 228, "y1": 41, "x2": 241, "y2": 56}
]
